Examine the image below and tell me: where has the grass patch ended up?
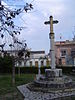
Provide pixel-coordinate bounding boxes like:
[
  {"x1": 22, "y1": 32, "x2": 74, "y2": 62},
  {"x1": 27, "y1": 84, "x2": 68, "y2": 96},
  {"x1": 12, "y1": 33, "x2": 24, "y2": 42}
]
[
  {"x1": 15, "y1": 74, "x2": 35, "y2": 86},
  {"x1": 0, "y1": 74, "x2": 35, "y2": 100}
]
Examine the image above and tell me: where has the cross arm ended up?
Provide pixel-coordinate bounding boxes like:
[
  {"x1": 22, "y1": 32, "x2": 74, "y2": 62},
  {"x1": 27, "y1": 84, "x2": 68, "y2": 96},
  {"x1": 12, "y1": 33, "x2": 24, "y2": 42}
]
[
  {"x1": 44, "y1": 20, "x2": 58, "y2": 25},
  {"x1": 44, "y1": 21, "x2": 50, "y2": 25},
  {"x1": 53, "y1": 20, "x2": 58, "y2": 24}
]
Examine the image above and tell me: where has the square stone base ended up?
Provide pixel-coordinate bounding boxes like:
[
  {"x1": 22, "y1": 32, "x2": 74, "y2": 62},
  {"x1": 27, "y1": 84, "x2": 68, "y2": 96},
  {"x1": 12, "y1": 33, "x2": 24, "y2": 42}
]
[{"x1": 45, "y1": 69, "x2": 62, "y2": 78}]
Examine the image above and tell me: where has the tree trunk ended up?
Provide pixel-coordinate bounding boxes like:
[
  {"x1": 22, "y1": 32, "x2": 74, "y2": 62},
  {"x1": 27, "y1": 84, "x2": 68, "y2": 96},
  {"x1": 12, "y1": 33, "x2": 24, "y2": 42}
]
[
  {"x1": 18, "y1": 67, "x2": 20, "y2": 76},
  {"x1": 12, "y1": 58, "x2": 15, "y2": 86}
]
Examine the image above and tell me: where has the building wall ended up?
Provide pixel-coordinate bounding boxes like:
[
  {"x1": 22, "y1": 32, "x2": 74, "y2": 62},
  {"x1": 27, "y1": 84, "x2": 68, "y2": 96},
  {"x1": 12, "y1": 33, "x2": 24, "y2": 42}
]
[
  {"x1": 25, "y1": 57, "x2": 51, "y2": 67},
  {"x1": 24, "y1": 51, "x2": 51, "y2": 67},
  {"x1": 55, "y1": 40, "x2": 75, "y2": 65}
]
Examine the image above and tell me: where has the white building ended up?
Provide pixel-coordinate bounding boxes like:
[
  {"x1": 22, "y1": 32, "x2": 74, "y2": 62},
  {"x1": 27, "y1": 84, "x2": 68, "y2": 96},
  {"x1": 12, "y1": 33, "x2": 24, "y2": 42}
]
[
  {"x1": 26, "y1": 51, "x2": 50, "y2": 67},
  {"x1": 0, "y1": 50, "x2": 51, "y2": 67}
]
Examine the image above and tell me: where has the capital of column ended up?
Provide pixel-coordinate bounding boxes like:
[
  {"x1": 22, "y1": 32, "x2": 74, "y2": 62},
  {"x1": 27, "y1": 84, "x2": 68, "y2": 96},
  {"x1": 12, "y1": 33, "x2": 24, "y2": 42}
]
[
  {"x1": 49, "y1": 16, "x2": 53, "y2": 19},
  {"x1": 49, "y1": 32, "x2": 54, "y2": 39}
]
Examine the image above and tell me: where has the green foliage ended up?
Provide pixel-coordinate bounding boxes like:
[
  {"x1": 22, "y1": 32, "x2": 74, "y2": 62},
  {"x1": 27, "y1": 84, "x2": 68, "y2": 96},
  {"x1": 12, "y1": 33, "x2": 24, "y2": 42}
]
[
  {"x1": 15, "y1": 66, "x2": 50, "y2": 74},
  {"x1": 56, "y1": 65, "x2": 75, "y2": 74},
  {"x1": 15, "y1": 66, "x2": 38, "y2": 74},
  {"x1": 0, "y1": 56, "x2": 13, "y2": 73}
]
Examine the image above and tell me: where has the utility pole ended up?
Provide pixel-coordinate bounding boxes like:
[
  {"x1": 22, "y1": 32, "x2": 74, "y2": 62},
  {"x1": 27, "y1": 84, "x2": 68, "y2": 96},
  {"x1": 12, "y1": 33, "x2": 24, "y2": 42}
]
[{"x1": 44, "y1": 16, "x2": 58, "y2": 69}]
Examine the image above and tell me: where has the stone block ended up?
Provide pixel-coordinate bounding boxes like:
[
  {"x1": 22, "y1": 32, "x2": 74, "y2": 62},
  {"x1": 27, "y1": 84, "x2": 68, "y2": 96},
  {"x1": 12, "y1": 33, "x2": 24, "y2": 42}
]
[{"x1": 45, "y1": 69, "x2": 62, "y2": 78}]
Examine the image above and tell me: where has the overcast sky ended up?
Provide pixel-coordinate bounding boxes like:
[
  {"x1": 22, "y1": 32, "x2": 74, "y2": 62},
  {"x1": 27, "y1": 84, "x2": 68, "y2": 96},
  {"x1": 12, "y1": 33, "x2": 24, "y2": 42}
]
[{"x1": 2, "y1": 0, "x2": 75, "y2": 53}]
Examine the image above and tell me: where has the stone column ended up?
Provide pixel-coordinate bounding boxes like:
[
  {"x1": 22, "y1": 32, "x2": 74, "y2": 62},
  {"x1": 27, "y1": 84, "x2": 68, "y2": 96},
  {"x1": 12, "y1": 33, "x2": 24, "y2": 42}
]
[{"x1": 49, "y1": 16, "x2": 55, "y2": 69}]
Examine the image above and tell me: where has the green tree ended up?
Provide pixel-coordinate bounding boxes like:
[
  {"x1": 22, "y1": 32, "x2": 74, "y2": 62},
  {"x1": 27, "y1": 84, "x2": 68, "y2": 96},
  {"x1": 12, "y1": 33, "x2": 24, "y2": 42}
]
[{"x1": 0, "y1": 56, "x2": 13, "y2": 73}]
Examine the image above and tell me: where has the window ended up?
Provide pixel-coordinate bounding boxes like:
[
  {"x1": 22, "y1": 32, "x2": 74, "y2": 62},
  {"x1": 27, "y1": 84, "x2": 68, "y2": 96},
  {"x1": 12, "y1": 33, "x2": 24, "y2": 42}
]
[
  {"x1": 0, "y1": 53, "x2": 1, "y2": 57},
  {"x1": 46, "y1": 60, "x2": 50, "y2": 67},
  {"x1": 41, "y1": 61, "x2": 44, "y2": 66},
  {"x1": 35, "y1": 61, "x2": 38, "y2": 67},
  {"x1": 30, "y1": 61, "x2": 32, "y2": 67},
  {"x1": 59, "y1": 58, "x2": 62, "y2": 65},
  {"x1": 61, "y1": 50, "x2": 66, "y2": 57},
  {"x1": 18, "y1": 61, "x2": 22, "y2": 66}
]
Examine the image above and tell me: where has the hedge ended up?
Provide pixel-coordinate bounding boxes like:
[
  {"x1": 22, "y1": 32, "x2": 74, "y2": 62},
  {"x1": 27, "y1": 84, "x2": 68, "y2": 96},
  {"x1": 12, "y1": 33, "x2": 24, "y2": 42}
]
[
  {"x1": 15, "y1": 66, "x2": 50, "y2": 74},
  {"x1": 15, "y1": 66, "x2": 75, "y2": 74},
  {"x1": 0, "y1": 56, "x2": 12, "y2": 73},
  {"x1": 56, "y1": 65, "x2": 75, "y2": 74},
  {"x1": 0, "y1": 64, "x2": 75, "y2": 74}
]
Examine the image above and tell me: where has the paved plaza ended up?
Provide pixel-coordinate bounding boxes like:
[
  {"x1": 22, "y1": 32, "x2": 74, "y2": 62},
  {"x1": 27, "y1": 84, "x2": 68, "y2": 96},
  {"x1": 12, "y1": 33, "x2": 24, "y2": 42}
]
[{"x1": 17, "y1": 84, "x2": 75, "y2": 100}]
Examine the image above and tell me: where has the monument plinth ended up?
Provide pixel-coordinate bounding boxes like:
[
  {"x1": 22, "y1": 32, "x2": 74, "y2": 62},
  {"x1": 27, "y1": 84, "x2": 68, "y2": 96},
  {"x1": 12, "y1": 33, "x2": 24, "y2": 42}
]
[{"x1": 45, "y1": 69, "x2": 62, "y2": 78}]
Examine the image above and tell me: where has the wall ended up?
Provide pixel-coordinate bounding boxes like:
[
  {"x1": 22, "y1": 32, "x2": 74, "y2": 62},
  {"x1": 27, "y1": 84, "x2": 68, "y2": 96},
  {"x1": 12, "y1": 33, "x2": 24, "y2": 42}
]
[{"x1": 55, "y1": 41, "x2": 75, "y2": 65}]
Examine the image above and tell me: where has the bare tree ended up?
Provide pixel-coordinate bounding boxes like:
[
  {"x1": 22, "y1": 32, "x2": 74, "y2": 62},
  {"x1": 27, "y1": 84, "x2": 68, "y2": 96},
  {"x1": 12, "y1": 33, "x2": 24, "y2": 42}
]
[{"x1": 0, "y1": 0, "x2": 33, "y2": 86}]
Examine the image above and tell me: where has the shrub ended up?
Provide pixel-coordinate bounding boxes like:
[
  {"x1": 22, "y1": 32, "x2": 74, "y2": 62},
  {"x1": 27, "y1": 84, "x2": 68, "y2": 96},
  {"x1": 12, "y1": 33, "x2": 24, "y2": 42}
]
[{"x1": 0, "y1": 56, "x2": 12, "y2": 73}]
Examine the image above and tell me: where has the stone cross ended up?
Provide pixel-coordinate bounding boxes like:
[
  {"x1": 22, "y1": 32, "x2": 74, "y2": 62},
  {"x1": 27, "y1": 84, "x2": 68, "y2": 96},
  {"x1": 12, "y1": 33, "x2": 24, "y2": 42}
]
[{"x1": 44, "y1": 16, "x2": 58, "y2": 69}]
